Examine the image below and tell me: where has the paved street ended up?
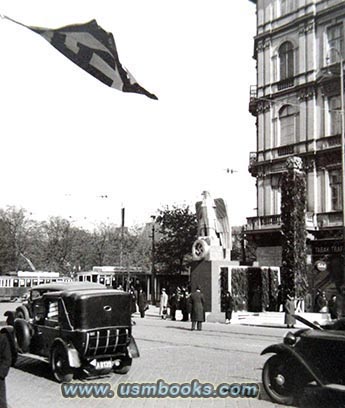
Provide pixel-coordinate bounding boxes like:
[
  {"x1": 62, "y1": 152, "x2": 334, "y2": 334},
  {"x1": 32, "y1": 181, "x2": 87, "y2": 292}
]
[{"x1": 1, "y1": 303, "x2": 291, "y2": 408}]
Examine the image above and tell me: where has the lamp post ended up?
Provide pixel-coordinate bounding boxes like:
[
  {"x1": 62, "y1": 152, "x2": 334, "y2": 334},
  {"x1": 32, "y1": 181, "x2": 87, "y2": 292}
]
[
  {"x1": 150, "y1": 215, "x2": 156, "y2": 305},
  {"x1": 327, "y1": 47, "x2": 345, "y2": 316}
]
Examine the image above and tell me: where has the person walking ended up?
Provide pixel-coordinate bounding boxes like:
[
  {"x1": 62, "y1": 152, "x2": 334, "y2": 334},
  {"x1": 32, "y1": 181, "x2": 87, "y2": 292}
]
[
  {"x1": 159, "y1": 288, "x2": 168, "y2": 319},
  {"x1": 0, "y1": 333, "x2": 12, "y2": 408},
  {"x1": 276, "y1": 285, "x2": 284, "y2": 312},
  {"x1": 137, "y1": 288, "x2": 147, "y2": 318},
  {"x1": 318, "y1": 291, "x2": 328, "y2": 313},
  {"x1": 284, "y1": 291, "x2": 296, "y2": 328},
  {"x1": 189, "y1": 287, "x2": 205, "y2": 331},
  {"x1": 129, "y1": 286, "x2": 137, "y2": 325},
  {"x1": 180, "y1": 289, "x2": 191, "y2": 321},
  {"x1": 224, "y1": 291, "x2": 233, "y2": 324},
  {"x1": 169, "y1": 291, "x2": 178, "y2": 321},
  {"x1": 328, "y1": 295, "x2": 337, "y2": 320}
]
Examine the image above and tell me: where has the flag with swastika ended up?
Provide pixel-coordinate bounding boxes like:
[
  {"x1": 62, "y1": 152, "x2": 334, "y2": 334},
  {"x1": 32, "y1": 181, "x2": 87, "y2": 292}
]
[{"x1": 5, "y1": 16, "x2": 158, "y2": 100}]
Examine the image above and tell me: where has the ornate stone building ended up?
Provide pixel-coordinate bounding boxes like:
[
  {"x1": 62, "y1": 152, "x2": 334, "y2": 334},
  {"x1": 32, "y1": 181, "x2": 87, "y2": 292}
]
[{"x1": 247, "y1": 0, "x2": 345, "y2": 280}]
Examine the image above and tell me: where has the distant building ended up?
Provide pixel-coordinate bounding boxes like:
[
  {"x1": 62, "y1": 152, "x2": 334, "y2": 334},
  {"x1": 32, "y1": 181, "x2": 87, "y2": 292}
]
[{"x1": 247, "y1": 1, "x2": 345, "y2": 286}]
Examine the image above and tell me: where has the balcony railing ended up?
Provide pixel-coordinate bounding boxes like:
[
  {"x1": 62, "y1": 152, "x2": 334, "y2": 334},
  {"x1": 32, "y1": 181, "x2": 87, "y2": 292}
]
[
  {"x1": 246, "y1": 215, "x2": 282, "y2": 231},
  {"x1": 277, "y1": 145, "x2": 295, "y2": 157},
  {"x1": 316, "y1": 212, "x2": 342, "y2": 228},
  {"x1": 277, "y1": 78, "x2": 294, "y2": 90},
  {"x1": 246, "y1": 212, "x2": 316, "y2": 231}
]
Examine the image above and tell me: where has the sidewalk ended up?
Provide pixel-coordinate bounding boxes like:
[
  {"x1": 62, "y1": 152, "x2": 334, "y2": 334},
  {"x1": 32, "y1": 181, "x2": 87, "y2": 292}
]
[{"x1": 137, "y1": 306, "x2": 332, "y2": 329}]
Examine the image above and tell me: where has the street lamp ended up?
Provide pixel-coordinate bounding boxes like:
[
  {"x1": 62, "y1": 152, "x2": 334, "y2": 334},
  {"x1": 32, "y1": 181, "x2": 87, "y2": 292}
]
[{"x1": 327, "y1": 47, "x2": 345, "y2": 316}]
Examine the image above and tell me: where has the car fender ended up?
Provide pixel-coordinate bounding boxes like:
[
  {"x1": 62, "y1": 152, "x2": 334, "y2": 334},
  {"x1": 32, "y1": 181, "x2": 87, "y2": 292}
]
[
  {"x1": 51, "y1": 339, "x2": 81, "y2": 368},
  {"x1": 128, "y1": 336, "x2": 140, "y2": 359},
  {"x1": 261, "y1": 343, "x2": 324, "y2": 386},
  {"x1": 0, "y1": 326, "x2": 18, "y2": 365},
  {"x1": 15, "y1": 305, "x2": 30, "y2": 321}
]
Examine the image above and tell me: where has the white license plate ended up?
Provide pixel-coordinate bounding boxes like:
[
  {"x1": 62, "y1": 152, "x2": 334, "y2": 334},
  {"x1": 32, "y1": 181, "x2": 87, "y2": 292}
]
[{"x1": 96, "y1": 360, "x2": 112, "y2": 370}]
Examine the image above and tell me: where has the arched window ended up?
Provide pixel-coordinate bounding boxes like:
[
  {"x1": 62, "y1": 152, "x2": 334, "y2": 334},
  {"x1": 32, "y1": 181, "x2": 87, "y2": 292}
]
[
  {"x1": 279, "y1": 105, "x2": 298, "y2": 145},
  {"x1": 279, "y1": 42, "x2": 294, "y2": 80}
]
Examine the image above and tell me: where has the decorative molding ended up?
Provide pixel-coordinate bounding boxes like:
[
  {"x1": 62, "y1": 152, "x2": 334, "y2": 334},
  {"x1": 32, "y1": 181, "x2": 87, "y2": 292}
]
[
  {"x1": 257, "y1": 100, "x2": 271, "y2": 113},
  {"x1": 298, "y1": 86, "x2": 316, "y2": 101},
  {"x1": 299, "y1": 21, "x2": 315, "y2": 36}
]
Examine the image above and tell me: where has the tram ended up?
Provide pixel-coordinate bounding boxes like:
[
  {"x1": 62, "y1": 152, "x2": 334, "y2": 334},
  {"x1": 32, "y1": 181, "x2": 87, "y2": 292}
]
[
  {"x1": 0, "y1": 271, "x2": 73, "y2": 301},
  {"x1": 77, "y1": 266, "x2": 151, "y2": 293}
]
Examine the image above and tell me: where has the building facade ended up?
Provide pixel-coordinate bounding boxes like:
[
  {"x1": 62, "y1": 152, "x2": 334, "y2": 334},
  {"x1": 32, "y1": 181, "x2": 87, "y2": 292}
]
[{"x1": 247, "y1": 0, "x2": 345, "y2": 281}]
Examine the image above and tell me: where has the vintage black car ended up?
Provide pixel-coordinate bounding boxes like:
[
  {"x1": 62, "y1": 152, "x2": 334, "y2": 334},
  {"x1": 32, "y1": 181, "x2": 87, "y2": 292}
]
[
  {"x1": 262, "y1": 315, "x2": 345, "y2": 405},
  {"x1": 10, "y1": 282, "x2": 105, "y2": 321},
  {"x1": 3, "y1": 282, "x2": 139, "y2": 382}
]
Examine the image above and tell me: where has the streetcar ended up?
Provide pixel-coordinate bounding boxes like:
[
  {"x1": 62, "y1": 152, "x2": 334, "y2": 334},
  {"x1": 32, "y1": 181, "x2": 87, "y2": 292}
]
[
  {"x1": 0, "y1": 271, "x2": 73, "y2": 301},
  {"x1": 77, "y1": 266, "x2": 150, "y2": 294}
]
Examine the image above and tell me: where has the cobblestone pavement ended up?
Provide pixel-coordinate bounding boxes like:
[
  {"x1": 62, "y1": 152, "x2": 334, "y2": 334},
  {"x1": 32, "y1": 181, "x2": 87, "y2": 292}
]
[{"x1": 3, "y1": 307, "x2": 291, "y2": 408}]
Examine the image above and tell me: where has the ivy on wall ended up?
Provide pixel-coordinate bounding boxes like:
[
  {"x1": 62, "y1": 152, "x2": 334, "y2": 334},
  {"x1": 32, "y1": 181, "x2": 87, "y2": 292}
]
[{"x1": 281, "y1": 156, "x2": 308, "y2": 298}]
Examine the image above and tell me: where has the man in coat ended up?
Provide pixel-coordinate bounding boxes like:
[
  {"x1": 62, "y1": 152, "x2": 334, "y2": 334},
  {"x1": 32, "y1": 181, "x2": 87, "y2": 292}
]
[
  {"x1": 0, "y1": 333, "x2": 12, "y2": 408},
  {"x1": 159, "y1": 288, "x2": 168, "y2": 319},
  {"x1": 137, "y1": 288, "x2": 147, "y2": 318},
  {"x1": 189, "y1": 287, "x2": 205, "y2": 331}
]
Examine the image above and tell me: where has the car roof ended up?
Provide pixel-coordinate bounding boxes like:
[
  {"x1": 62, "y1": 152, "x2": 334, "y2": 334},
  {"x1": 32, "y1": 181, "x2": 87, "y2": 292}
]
[
  {"x1": 43, "y1": 288, "x2": 128, "y2": 300},
  {"x1": 30, "y1": 282, "x2": 105, "y2": 292}
]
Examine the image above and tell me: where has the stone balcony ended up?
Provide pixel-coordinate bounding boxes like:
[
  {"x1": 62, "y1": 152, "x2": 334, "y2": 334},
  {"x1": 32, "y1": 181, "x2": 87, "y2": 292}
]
[{"x1": 246, "y1": 212, "x2": 321, "y2": 232}]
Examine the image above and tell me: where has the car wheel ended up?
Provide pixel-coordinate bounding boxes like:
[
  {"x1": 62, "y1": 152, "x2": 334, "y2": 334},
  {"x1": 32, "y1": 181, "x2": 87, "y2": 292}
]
[
  {"x1": 51, "y1": 344, "x2": 73, "y2": 383},
  {"x1": 113, "y1": 358, "x2": 132, "y2": 374},
  {"x1": 15, "y1": 306, "x2": 30, "y2": 321},
  {"x1": 262, "y1": 355, "x2": 295, "y2": 405}
]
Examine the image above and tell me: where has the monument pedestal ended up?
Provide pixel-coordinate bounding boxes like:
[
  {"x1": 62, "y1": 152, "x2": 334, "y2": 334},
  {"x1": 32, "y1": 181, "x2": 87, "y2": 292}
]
[{"x1": 191, "y1": 259, "x2": 239, "y2": 314}]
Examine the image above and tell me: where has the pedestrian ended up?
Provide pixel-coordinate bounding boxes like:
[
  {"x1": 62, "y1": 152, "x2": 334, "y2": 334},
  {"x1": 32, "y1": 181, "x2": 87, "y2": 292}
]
[
  {"x1": 328, "y1": 295, "x2": 337, "y2": 319},
  {"x1": 137, "y1": 288, "x2": 147, "y2": 318},
  {"x1": 0, "y1": 333, "x2": 12, "y2": 408},
  {"x1": 314, "y1": 290, "x2": 322, "y2": 312},
  {"x1": 129, "y1": 287, "x2": 137, "y2": 325},
  {"x1": 169, "y1": 291, "x2": 178, "y2": 321},
  {"x1": 189, "y1": 287, "x2": 205, "y2": 331},
  {"x1": 159, "y1": 288, "x2": 168, "y2": 319},
  {"x1": 180, "y1": 289, "x2": 191, "y2": 321},
  {"x1": 284, "y1": 291, "x2": 296, "y2": 328},
  {"x1": 304, "y1": 292, "x2": 313, "y2": 312},
  {"x1": 318, "y1": 291, "x2": 328, "y2": 313},
  {"x1": 276, "y1": 285, "x2": 284, "y2": 312},
  {"x1": 224, "y1": 291, "x2": 233, "y2": 324}
]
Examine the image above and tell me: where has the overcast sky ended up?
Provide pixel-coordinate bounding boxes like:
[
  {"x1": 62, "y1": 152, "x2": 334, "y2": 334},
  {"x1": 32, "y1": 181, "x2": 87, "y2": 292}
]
[{"x1": 0, "y1": 0, "x2": 257, "y2": 229}]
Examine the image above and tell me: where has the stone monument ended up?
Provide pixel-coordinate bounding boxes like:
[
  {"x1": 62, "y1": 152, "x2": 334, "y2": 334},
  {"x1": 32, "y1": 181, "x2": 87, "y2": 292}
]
[
  {"x1": 192, "y1": 191, "x2": 231, "y2": 262},
  {"x1": 191, "y1": 191, "x2": 239, "y2": 315}
]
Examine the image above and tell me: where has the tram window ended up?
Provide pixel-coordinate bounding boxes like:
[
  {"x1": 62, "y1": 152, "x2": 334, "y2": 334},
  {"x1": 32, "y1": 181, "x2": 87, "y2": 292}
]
[
  {"x1": 20, "y1": 279, "x2": 25, "y2": 287},
  {"x1": 46, "y1": 279, "x2": 51, "y2": 283},
  {"x1": 26, "y1": 279, "x2": 32, "y2": 287},
  {"x1": 106, "y1": 278, "x2": 110, "y2": 285},
  {"x1": 92, "y1": 274, "x2": 98, "y2": 283},
  {"x1": 13, "y1": 279, "x2": 19, "y2": 287},
  {"x1": 100, "y1": 277, "x2": 105, "y2": 284},
  {"x1": 33, "y1": 279, "x2": 38, "y2": 286},
  {"x1": 39, "y1": 279, "x2": 44, "y2": 284},
  {"x1": 78, "y1": 276, "x2": 83, "y2": 282},
  {"x1": 52, "y1": 279, "x2": 56, "y2": 282}
]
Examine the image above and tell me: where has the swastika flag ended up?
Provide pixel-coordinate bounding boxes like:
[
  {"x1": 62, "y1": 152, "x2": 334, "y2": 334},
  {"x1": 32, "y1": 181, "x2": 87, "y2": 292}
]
[{"x1": 5, "y1": 16, "x2": 158, "y2": 100}]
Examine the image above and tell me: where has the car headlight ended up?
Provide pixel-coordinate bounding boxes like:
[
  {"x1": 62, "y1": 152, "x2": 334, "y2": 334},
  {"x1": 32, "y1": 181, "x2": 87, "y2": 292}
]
[{"x1": 284, "y1": 331, "x2": 297, "y2": 346}]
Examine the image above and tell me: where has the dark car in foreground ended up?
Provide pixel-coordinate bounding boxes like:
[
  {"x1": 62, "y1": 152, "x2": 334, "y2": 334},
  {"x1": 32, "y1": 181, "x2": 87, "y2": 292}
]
[
  {"x1": 262, "y1": 315, "x2": 345, "y2": 406},
  {"x1": 2, "y1": 282, "x2": 139, "y2": 382}
]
